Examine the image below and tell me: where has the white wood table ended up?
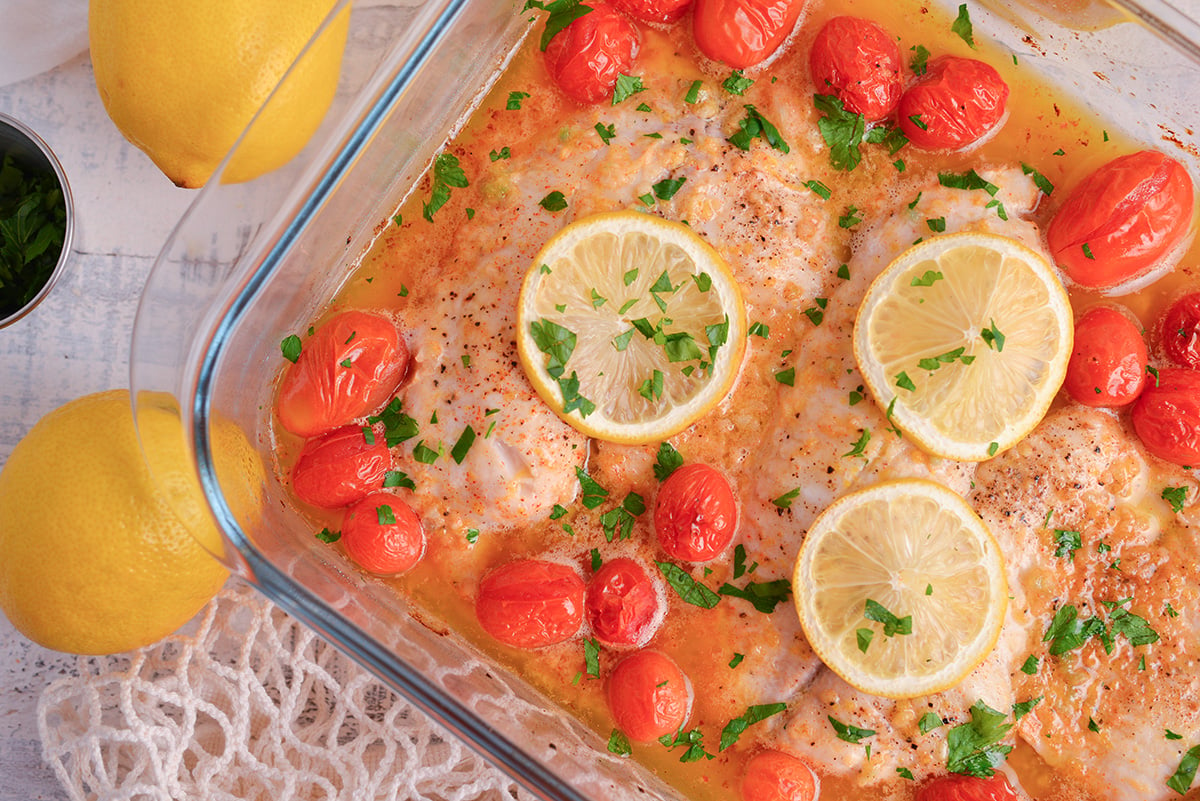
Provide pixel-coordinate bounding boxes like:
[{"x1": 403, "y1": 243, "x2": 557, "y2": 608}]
[{"x1": 0, "y1": 44, "x2": 195, "y2": 801}]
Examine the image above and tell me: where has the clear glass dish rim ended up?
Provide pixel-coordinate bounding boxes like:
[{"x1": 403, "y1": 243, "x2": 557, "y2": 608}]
[{"x1": 138, "y1": 0, "x2": 1200, "y2": 797}]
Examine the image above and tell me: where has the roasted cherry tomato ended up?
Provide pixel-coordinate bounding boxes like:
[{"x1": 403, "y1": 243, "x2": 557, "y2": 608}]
[
  {"x1": 585, "y1": 557, "x2": 662, "y2": 648},
  {"x1": 654, "y1": 463, "x2": 738, "y2": 562},
  {"x1": 606, "y1": 649, "x2": 691, "y2": 741},
  {"x1": 292, "y1": 425, "x2": 391, "y2": 509},
  {"x1": 809, "y1": 16, "x2": 902, "y2": 121},
  {"x1": 1160, "y1": 292, "x2": 1200, "y2": 369},
  {"x1": 1131, "y1": 368, "x2": 1200, "y2": 466},
  {"x1": 476, "y1": 559, "x2": 585, "y2": 648},
  {"x1": 897, "y1": 56, "x2": 1009, "y2": 151},
  {"x1": 544, "y1": 2, "x2": 640, "y2": 105},
  {"x1": 692, "y1": 0, "x2": 805, "y2": 70},
  {"x1": 740, "y1": 750, "x2": 819, "y2": 801},
  {"x1": 1063, "y1": 306, "x2": 1148, "y2": 407},
  {"x1": 1047, "y1": 150, "x2": 1195, "y2": 291},
  {"x1": 610, "y1": 0, "x2": 692, "y2": 25},
  {"x1": 341, "y1": 492, "x2": 425, "y2": 575},
  {"x1": 277, "y1": 310, "x2": 409, "y2": 439},
  {"x1": 915, "y1": 772, "x2": 1020, "y2": 801}
]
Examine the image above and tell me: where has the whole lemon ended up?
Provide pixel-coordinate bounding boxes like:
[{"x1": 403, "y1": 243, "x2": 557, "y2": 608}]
[
  {"x1": 0, "y1": 390, "x2": 263, "y2": 654},
  {"x1": 89, "y1": 0, "x2": 350, "y2": 187}
]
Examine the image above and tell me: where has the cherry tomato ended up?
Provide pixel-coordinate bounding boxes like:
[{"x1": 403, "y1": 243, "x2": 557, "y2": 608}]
[
  {"x1": 476, "y1": 559, "x2": 585, "y2": 648},
  {"x1": 897, "y1": 56, "x2": 1009, "y2": 151},
  {"x1": 809, "y1": 16, "x2": 902, "y2": 121},
  {"x1": 1160, "y1": 292, "x2": 1200, "y2": 369},
  {"x1": 654, "y1": 463, "x2": 738, "y2": 562},
  {"x1": 1063, "y1": 306, "x2": 1148, "y2": 407},
  {"x1": 277, "y1": 310, "x2": 409, "y2": 439},
  {"x1": 1047, "y1": 150, "x2": 1195, "y2": 291},
  {"x1": 915, "y1": 773, "x2": 1020, "y2": 801},
  {"x1": 692, "y1": 0, "x2": 805, "y2": 70},
  {"x1": 610, "y1": 0, "x2": 692, "y2": 25},
  {"x1": 585, "y1": 558, "x2": 662, "y2": 648},
  {"x1": 606, "y1": 649, "x2": 691, "y2": 741},
  {"x1": 1131, "y1": 368, "x2": 1200, "y2": 466},
  {"x1": 341, "y1": 492, "x2": 425, "y2": 575},
  {"x1": 740, "y1": 750, "x2": 819, "y2": 801},
  {"x1": 292, "y1": 425, "x2": 391, "y2": 509},
  {"x1": 544, "y1": 2, "x2": 640, "y2": 105}
]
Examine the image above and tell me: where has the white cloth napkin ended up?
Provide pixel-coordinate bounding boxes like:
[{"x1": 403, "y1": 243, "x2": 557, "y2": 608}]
[{"x1": 0, "y1": 0, "x2": 89, "y2": 88}]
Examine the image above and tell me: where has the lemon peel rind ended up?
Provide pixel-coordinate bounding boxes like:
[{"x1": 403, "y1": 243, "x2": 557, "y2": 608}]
[
  {"x1": 852, "y1": 233, "x2": 1072, "y2": 462},
  {"x1": 793, "y1": 479, "x2": 1008, "y2": 700},
  {"x1": 516, "y1": 211, "x2": 747, "y2": 445}
]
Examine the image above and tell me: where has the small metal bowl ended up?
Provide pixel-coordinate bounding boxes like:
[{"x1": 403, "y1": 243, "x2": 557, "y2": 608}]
[{"x1": 0, "y1": 112, "x2": 74, "y2": 329}]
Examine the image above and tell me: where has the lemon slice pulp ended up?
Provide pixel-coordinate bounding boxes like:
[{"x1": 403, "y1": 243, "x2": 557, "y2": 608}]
[
  {"x1": 517, "y1": 211, "x2": 746, "y2": 444},
  {"x1": 793, "y1": 479, "x2": 1008, "y2": 699},
  {"x1": 853, "y1": 232, "x2": 1072, "y2": 461}
]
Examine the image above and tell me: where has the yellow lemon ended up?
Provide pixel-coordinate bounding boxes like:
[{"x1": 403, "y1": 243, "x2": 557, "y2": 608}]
[
  {"x1": 89, "y1": 0, "x2": 350, "y2": 187},
  {"x1": 0, "y1": 390, "x2": 263, "y2": 654},
  {"x1": 792, "y1": 479, "x2": 1008, "y2": 699},
  {"x1": 853, "y1": 232, "x2": 1072, "y2": 462},
  {"x1": 516, "y1": 211, "x2": 747, "y2": 444}
]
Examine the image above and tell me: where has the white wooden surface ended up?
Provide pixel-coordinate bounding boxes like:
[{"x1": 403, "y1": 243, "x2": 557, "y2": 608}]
[{"x1": 0, "y1": 42, "x2": 197, "y2": 799}]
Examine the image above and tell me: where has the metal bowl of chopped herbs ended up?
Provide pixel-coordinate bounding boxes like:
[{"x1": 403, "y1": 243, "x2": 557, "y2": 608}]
[{"x1": 0, "y1": 112, "x2": 73, "y2": 328}]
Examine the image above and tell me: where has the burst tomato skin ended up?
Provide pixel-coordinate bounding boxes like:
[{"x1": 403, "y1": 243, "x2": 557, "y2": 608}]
[
  {"x1": 610, "y1": 0, "x2": 692, "y2": 24},
  {"x1": 1064, "y1": 306, "x2": 1148, "y2": 407},
  {"x1": 476, "y1": 560, "x2": 585, "y2": 648},
  {"x1": 291, "y1": 425, "x2": 391, "y2": 509},
  {"x1": 544, "y1": 2, "x2": 640, "y2": 104},
  {"x1": 607, "y1": 649, "x2": 692, "y2": 741},
  {"x1": 1131, "y1": 368, "x2": 1200, "y2": 466},
  {"x1": 277, "y1": 310, "x2": 408, "y2": 439},
  {"x1": 692, "y1": 0, "x2": 805, "y2": 70},
  {"x1": 341, "y1": 492, "x2": 425, "y2": 575},
  {"x1": 897, "y1": 56, "x2": 1009, "y2": 150},
  {"x1": 586, "y1": 557, "x2": 662, "y2": 648},
  {"x1": 1047, "y1": 150, "x2": 1195, "y2": 291},
  {"x1": 654, "y1": 463, "x2": 738, "y2": 562},
  {"x1": 1160, "y1": 292, "x2": 1200, "y2": 369},
  {"x1": 809, "y1": 16, "x2": 902, "y2": 121},
  {"x1": 915, "y1": 773, "x2": 1020, "y2": 801},
  {"x1": 739, "y1": 750, "x2": 819, "y2": 801}
]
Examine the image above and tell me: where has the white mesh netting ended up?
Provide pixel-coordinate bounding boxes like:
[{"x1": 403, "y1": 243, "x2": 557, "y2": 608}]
[{"x1": 36, "y1": 579, "x2": 524, "y2": 801}]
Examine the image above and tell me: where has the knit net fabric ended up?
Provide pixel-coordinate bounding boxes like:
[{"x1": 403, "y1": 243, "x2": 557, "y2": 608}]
[{"x1": 36, "y1": 580, "x2": 525, "y2": 801}]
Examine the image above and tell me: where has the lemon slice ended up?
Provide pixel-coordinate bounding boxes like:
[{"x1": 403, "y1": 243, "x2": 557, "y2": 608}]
[
  {"x1": 793, "y1": 479, "x2": 1008, "y2": 699},
  {"x1": 853, "y1": 232, "x2": 1072, "y2": 461},
  {"x1": 516, "y1": 211, "x2": 747, "y2": 444}
]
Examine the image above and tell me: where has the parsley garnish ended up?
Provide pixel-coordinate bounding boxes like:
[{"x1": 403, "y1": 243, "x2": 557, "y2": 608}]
[
  {"x1": 951, "y1": 3, "x2": 975, "y2": 47},
  {"x1": 1013, "y1": 696, "x2": 1042, "y2": 721},
  {"x1": 530, "y1": 318, "x2": 576, "y2": 378},
  {"x1": 857, "y1": 628, "x2": 874, "y2": 652},
  {"x1": 721, "y1": 70, "x2": 755, "y2": 95},
  {"x1": 843, "y1": 428, "x2": 871, "y2": 458},
  {"x1": 657, "y1": 561, "x2": 720, "y2": 608},
  {"x1": 684, "y1": 80, "x2": 703, "y2": 104},
  {"x1": 1053, "y1": 529, "x2": 1081, "y2": 559},
  {"x1": 594, "y1": 122, "x2": 616, "y2": 144},
  {"x1": 422, "y1": 153, "x2": 469, "y2": 221},
  {"x1": 813, "y1": 94, "x2": 866, "y2": 171},
  {"x1": 838, "y1": 206, "x2": 862, "y2": 228},
  {"x1": 910, "y1": 44, "x2": 931, "y2": 75},
  {"x1": 829, "y1": 716, "x2": 875, "y2": 744},
  {"x1": 383, "y1": 469, "x2": 415, "y2": 490},
  {"x1": 919, "y1": 712, "x2": 943, "y2": 734},
  {"x1": 575, "y1": 466, "x2": 609, "y2": 509},
  {"x1": 772, "y1": 487, "x2": 802, "y2": 509},
  {"x1": 659, "y1": 727, "x2": 714, "y2": 762},
  {"x1": 1020, "y1": 655, "x2": 1039, "y2": 674},
  {"x1": 729, "y1": 653, "x2": 744, "y2": 668},
  {"x1": 376, "y1": 504, "x2": 397, "y2": 525},
  {"x1": 526, "y1": 0, "x2": 593, "y2": 50},
  {"x1": 718, "y1": 578, "x2": 792, "y2": 614},
  {"x1": 368, "y1": 397, "x2": 420, "y2": 446},
  {"x1": 1163, "y1": 486, "x2": 1189, "y2": 513},
  {"x1": 654, "y1": 441, "x2": 684, "y2": 481},
  {"x1": 864, "y1": 598, "x2": 911, "y2": 636},
  {"x1": 775, "y1": 366, "x2": 796, "y2": 386},
  {"x1": 539, "y1": 190, "x2": 568, "y2": 211},
  {"x1": 1020, "y1": 162, "x2": 1054, "y2": 195},
  {"x1": 607, "y1": 728, "x2": 632, "y2": 757},
  {"x1": 911, "y1": 269, "x2": 944, "y2": 287},
  {"x1": 600, "y1": 492, "x2": 645, "y2": 541},
  {"x1": 0, "y1": 152, "x2": 66, "y2": 316},
  {"x1": 727, "y1": 105, "x2": 790, "y2": 153},
  {"x1": 280, "y1": 334, "x2": 302, "y2": 363},
  {"x1": 612, "y1": 74, "x2": 646, "y2": 105},
  {"x1": 316, "y1": 527, "x2": 341, "y2": 543},
  {"x1": 719, "y1": 703, "x2": 787, "y2": 750},
  {"x1": 938, "y1": 170, "x2": 999, "y2": 196},
  {"x1": 918, "y1": 347, "x2": 975, "y2": 371},
  {"x1": 947, "y1": 700, "x2": 1012, "y2": 777},
  {"x1": 653, "y1": 175, "x2": 687, "y2": 201},
  {"x1": 1169, "y1": 746, "x2": 1200, "y2": 795},
  {"x1": 450, "y1": 425, "x2": 476, "y2": 464},
  {"x1": 896, "y1": 371, "x2": 916, "y2": 391},
  {"x1": 490, "y1": 146, "x2": 511, "y2": 161},
  {"x1": 805, "y1": 179, "x2": 832, "y2": 200},
  {"x1": 412, "y1": 441, "x2": 439, "y2": 463},
  {"x1": 980, "y1": 319, "x2": 1006, "y2": 351}
]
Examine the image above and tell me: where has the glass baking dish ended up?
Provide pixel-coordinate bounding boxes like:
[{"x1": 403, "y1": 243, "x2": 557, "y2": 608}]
[{"x1": 129, "y1": 0, "x2": 1200, "y2": 798}]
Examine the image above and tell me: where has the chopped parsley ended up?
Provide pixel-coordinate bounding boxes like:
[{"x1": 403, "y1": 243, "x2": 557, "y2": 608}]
[
  {"x1": 856, "y1": 628, "x2": 874, "y2": 653},
  {"x1": 918, "y1": 347, "x2": 975, "y2": 371},
  {"x1": 727, "y1": 105, "x2": 789, "y2": 153},
  {"x1": 772, "y1": 487, "x2": 802, "y2": 509},
  {"x1": 717, "y1": 577, "x2": 792, "y2": 614},
  {"x1": 1053, "y1": 529, "x2": 1082, "y2": 559},
  {"x1": 607, "y1": 728, "x2": 632, "y2": 757},
  {"x1": 594, "y1": 122, "x2": 616, "y2": 144},
  {"x1": 539, "y1": 190, "x2": 568, "y2": 211},
  {"x1": 896, "y1": 371, "x2": 916, "y2": 391},
  {"x1": 376, "y1": 504, "x2": 397, "y2": 525},
  {"x1": 316, "y1": 527, "x2": 341, "y2": 543},
  {"x1": 450, "y1": 425, "x2": 476, "y2": 464},
  {"x1": 951, "y1": 3, "x2": 975, "y2": 47},
  {"x1": 368, "y1": 397, "x2": 420, "y2": 446},
  {"x1": 838, "y1": 206, "x2": 863, "y2": 228},
  {"x1": 1021, "y1": 162, "x2": 1055, "y2": 195},
  {"x1": 280, "y1": 334, "x2": 302, "y2": 363},
  {"x1": 527, "y1": 0, "x2": 592, "y2": 50},
  {"x1": 1013, "y1": 696, "x2": 1042, "y2": 722},
  {"x1": 1169, "y1": 746, "x2": 1200, "y2": 795},
  {"x1": 612, "y1": 73, "x2": 646, "y2": 104},
  {"x1": 383, "y1": 469, "x2": 416, "y2": 490},
  {"x1": 843, "y1": 428, "x2": 871, "y2": 458},
  {"x1": 864, "y1": 598, "x2": 912, "y2": 636},
  {"x1": 910, "y1": 44, "x2": 931, "y2": 75},
  {"x1": 919, "y1": 712, "x2": 943, "y2": 734},
  {"x1": 657, "y1": 561, "x2": 720, "y2": 608},
  {"x1": 1163, "y1": 485, "x2": 1189, "y2": 513},
  {"x1": 719, "y1": 703, "x2": 787, "y2": 750},
  {"x1": 659, "y1": 727, "x2": 714, "y2": 762},
  {"x1": 947, "y1": 700, "x2": 1013, "y2": 777},
  {"x1": 652, "y1": 175, "x2": 687, "y2": 201},
  {"x1": 422, "y1": 152, "x2": 469, "y2": 221},
  {"x1": 489, "y1": 146, "x2": 511, "y2": 161},
  {"x1": 721, "y1": 70, "x2": 754, "y2": 95},
  {"x1": 828, "y1": 715, "x2": 875, "y2": 744},
  {"x1": 684, "y1": 80, "x2": 703, "y2": 104},
  {"x1": 980, "y1": 319, "x2": 1006, "y2": 351},
  {"x1": 805, "y1": 179, "x2": 832, "y2": 200},
  {"x1": 775, "y1": 366, "x2": 796, "y2": 386},
  {"x1": 0, "y1": 153, "x2": 67, "y2": 316},
  {"x1": 576, "y1": 466, "x2": 609, "y2": 509},
  {"x1": 600, "y1": 491, "x2": 645, "y2": 542},
  {"x1": 938, "y1": 169, "x2": 999, "y2": 196},
  {"x1": 654, "y1": 441, "x2": 684, "y2": 481},
  {"x1": 813, "y1": 94, "x2": 867, "y2": 171},
  {"x1": 911, "y1": 269, "x2": 944, "y2": 287}
]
